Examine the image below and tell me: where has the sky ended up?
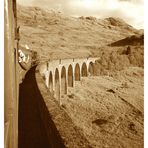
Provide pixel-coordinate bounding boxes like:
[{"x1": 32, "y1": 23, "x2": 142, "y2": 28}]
[{"x1": 17, "y1": 0, "x2": 144, "y2": 29}]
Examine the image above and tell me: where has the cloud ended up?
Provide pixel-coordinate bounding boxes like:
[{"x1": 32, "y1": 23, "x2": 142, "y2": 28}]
[{"x1": 17, "y1": 0, "x2": 144, "y2": 29}]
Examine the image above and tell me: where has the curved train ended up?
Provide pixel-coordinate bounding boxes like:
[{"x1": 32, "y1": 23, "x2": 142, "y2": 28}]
[
  {"x1": 18, "y1": 45, "x2": 38, "y2": 70},
  {"x1": 4, "y1": 0, "x2": 38, "y2": 147}
]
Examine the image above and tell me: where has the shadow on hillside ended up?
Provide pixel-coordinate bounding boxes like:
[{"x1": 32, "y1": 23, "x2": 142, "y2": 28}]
[{"x1": 18, "y1": 67, "x2": 50, "y2": 148}]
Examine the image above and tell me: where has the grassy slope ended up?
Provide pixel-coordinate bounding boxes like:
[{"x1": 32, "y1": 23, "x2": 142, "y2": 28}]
[{"x1": 17, "y1": 5, "x2": 141, "y2": 60}]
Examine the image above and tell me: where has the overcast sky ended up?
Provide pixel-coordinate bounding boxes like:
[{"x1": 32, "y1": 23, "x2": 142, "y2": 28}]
[{"x1": 17, "y1": 0, "x2": 144, "y2": 29}]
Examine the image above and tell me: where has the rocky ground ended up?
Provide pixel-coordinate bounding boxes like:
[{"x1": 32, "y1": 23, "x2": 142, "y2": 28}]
[
  {"x1": 61, "y1": 67, "x2": 144, "y2": 148},
  {"x1": 17, "y1": 4, "x2": 144, "y2": 148}
]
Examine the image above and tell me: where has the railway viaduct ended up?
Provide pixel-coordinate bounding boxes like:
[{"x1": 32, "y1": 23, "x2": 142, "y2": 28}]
[
  {"x1": 5, "y1": 0, "x2": 101, "y2": 147},
  {"x1": 38, "y1": 57, "x2": 99, "y2": 103}
]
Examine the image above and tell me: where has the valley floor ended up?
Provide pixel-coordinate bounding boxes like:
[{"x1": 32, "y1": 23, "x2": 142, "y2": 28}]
[{"x1": 61, "y1": 66, "x2": 144, "y2": 148}]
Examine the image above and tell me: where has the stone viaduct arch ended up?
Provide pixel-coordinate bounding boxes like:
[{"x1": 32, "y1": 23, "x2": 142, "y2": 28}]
[
  {"x1": 81, "y1": 62, "x2": 87, "y2": 77},
  {"x1": 75, "y1": 63, "x2": 80, "y2": 81},
  {"x1": 55, "y1": 68, "x2": 60, "y2": 100},
  {"x1": 61, "y1": 66, "x2": 67, "y2": 95},
  {"x1": 88, "y1": 62, "x2": 95, "y2": 76},
  {"x1": 39, "y1": 57, "x2": 99, "y2": 102},
  {"x1": 49, "y1": 71, "x2": 53, "y2": 94},
  {"x1": 68, "y1": 64, "x2": 73, "y2": 87}
]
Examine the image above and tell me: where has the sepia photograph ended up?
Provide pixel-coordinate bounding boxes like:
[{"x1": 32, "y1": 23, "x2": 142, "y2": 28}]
[{"x1": 4, "y1": 0, "x2": 144, "y2": 148}]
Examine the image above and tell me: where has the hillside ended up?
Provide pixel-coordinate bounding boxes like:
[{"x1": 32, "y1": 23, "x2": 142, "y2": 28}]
[
  {"x1": 62, "y1": 67, "x2": 143, "y2": 148},
  {"x1": 109, "y1": 34, "x2": 144, "y2": 47},
  {"x1": 17, "y1": 4, "x2": 144, "y2": 148},
  {"x1": 17, "y1": 5, "x2": 142, "y2": 60}
]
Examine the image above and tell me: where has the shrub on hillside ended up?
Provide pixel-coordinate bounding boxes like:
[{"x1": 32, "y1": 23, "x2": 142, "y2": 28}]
[{"x1": 94, "y1": 46, "x2": 143, "y2": 76}]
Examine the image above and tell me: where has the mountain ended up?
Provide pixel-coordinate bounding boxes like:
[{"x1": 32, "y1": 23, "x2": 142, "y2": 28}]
[{"x1": 17, "y1": 5, "x2": 142, "y2": 59}]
